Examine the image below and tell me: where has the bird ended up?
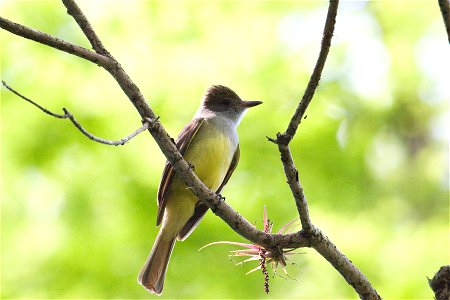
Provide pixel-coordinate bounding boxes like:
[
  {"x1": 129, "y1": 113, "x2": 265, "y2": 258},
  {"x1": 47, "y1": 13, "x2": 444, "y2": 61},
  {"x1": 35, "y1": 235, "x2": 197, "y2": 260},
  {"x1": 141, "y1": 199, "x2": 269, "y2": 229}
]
[{"x1": 138, "y1": 85, "x2": 262, "y2": 295}]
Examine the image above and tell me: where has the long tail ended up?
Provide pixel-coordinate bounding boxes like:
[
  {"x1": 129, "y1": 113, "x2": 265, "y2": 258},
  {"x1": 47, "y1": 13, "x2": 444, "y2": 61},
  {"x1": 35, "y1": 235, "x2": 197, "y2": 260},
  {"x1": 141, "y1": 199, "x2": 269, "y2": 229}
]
[{"x1": 138, "y1": 230, "x2": 176, "y2": 295}]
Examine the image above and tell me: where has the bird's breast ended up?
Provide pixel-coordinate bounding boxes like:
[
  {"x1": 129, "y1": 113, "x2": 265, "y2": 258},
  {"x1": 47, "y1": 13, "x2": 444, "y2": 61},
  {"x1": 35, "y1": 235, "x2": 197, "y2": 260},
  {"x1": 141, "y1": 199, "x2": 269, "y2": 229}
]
[{"x1": 184, "y1": 121, "x2": 237, "y2": 191}]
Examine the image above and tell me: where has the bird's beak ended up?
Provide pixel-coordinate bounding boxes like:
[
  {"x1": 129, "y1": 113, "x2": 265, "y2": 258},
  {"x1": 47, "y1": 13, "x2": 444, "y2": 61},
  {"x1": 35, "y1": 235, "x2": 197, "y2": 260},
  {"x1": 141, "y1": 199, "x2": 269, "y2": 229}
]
[{"x1": 241, "y1": 100, "x2": 263, "y2": 108}]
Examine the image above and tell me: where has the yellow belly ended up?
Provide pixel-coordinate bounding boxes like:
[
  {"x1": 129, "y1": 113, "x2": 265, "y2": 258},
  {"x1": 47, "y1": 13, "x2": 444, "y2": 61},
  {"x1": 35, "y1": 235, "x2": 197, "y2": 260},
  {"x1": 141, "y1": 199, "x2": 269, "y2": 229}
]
[
  {"x1": 162, "y1": 122, "x2": 236, "y2": 236},
  {"x1": 184, "y1": 130, "x2": 234, "y2": 191}
]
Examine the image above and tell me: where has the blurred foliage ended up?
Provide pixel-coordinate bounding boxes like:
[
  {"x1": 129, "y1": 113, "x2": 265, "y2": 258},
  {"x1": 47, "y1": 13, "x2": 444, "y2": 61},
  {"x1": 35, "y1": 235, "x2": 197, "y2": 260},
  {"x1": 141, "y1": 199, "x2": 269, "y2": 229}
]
[{"x1": 1, "y1": 0, "x2": 448, "y2": 298}]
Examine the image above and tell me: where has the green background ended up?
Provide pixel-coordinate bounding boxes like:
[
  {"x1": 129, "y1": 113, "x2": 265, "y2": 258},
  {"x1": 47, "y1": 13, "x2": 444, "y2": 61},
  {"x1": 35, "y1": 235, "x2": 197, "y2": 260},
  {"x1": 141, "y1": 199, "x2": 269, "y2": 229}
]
[{"x1": 1, "y1": 0, "x2": 448, "y2": 298}]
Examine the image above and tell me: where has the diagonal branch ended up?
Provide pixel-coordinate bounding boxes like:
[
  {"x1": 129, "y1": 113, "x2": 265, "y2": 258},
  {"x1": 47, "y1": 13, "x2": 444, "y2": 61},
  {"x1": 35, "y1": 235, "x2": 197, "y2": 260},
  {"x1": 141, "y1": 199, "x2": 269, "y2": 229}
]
[
  {"x1": 2, "y1": 80, "x2": 66, "y2": 119},
  {"x1": 275, "y1": 0, "x2": 339, "y2": 233},
  {"x1": 312, "y1": 230, "x2": 381, "y2": 299},
  {"x1": 2, "y1": 80, "x2": 150, "y2": 146},
  {"x1": 438, "y1": 0, "x2": 450, "y2": 43},
  {"x1": 272, "y1": 1, "x2": 380, "y2": 298},
  {"x1": 282, "y1": 0, "x2": 339, "y2": 143},
  {"x1": 277, "y1": 141, "x2": 313, "y2": 232},
  {"x1": 61, "y1": 0, "x2": 110, "y2": 54},
  {"x1": 0, "y1": 16, "x2": 111, "y2": 67}
]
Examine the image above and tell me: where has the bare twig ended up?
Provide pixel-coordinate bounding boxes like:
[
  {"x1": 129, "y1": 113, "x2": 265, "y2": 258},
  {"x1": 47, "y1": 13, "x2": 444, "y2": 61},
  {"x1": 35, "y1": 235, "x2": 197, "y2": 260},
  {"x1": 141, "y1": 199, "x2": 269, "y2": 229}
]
[
  {"x1": 269, "y1": 0, "x2": 339, "y2": 238},
  {"x1": 62, "y1": 0, "x2": 110, "y2": 55},
  {"x1": 2, "y1": 80, "x2": 149, "y2": 146},
  {"x1": 2, "y1": 80, "x2": 66, "y2": 119},
  {"x1": 64, "y1": 109, "x2": 151, "y2": 145},
  {"x1": 276, "y1": 0, "x2": 339, "y2": 233},
  {"x1": 271, "y1": 0, "x2": 380, "y2": 298},
  {"x1": 438, "y1": 0, "x2": 450, "y2": 43},
  {"x1": 282, "y1": 0, "x2": 339, "y2": 143}
]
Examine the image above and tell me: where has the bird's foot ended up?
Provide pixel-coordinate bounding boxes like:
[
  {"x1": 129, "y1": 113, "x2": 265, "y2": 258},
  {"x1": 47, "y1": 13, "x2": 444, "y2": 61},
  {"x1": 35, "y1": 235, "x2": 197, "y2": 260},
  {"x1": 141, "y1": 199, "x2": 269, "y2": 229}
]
[{"x1": 216, "y1": 193, "x2": 226, "y2": 202}]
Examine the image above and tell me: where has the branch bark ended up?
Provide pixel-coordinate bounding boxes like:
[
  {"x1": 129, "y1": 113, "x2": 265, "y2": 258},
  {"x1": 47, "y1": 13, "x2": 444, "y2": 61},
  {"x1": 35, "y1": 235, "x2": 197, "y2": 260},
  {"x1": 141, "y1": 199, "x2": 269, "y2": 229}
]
[
  {"x1": 429, "y1": 265, "x2": 450, "y2": 300},
  {"x1": 1, "y1": 0, "x2": 381, "y2": 298},
  {"x1": 271, "y1": 0, "x2": 380, "y2": 298},
  {"x1": 311, "y1": 229, "x2": 381, "y2": 299},
  {"x1": 438, "y1": 0, "x2": 450, "y2": 43},
  {"x1": 274, "y1": 0, "x2": 339, "y2": 231},
  {"x1": 61, "y1": 0, "x2": 110, "y2": 55},
  {"x1": 282, "y1": 0, "x2": 339, "y2": 142},
  {"x1": 0, "y1": 16, "x2": 111, "y2": 66}
]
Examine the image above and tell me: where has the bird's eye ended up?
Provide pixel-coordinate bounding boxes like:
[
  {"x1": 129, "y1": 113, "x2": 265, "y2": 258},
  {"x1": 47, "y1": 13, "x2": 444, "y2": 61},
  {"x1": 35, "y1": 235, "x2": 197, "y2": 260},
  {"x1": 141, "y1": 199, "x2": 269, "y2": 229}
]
[{"x1": 222, "y1": 99, "x2": 231, "y2": 106}]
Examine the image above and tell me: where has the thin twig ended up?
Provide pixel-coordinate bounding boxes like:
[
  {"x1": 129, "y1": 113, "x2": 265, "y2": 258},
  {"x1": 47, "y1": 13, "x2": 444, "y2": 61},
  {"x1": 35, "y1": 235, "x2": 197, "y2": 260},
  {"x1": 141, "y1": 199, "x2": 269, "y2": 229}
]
[
  {"x1": 2, "y1": 80, "x2": 66, "y2": 118},
  {"x1": 438, "y1": 0, "x2": 450, "y2": 43},
  {"x1": 272, "y1": 1, "x2": 380, "y2": 298},
  {"x1": 276, "y1": 0, "x2": 339, "y2": 234},
  {"x1": 2, "y1": 80, "x2": 149, "y2": 146},
  {"x1": 61, "y1": 0, "x2": 110, "y2": 55},
  {"x1": 282, "y1": 0, "x2": 339, "y2": 143},
  {"x1": 64, "y1": 108, "x2": 150, "y2": 145}
]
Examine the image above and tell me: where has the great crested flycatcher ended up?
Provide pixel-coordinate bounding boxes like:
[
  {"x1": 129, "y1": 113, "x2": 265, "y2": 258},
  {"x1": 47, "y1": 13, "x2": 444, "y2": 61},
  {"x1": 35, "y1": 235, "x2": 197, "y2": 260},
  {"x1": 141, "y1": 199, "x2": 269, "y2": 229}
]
[{"x1": 138, "y1": 85, "x2": 262, "y2": 295}]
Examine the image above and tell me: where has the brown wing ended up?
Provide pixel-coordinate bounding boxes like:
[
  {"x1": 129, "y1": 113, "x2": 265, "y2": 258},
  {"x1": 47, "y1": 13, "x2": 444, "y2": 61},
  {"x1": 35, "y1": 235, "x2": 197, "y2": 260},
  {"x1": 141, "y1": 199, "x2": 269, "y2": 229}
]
[
  {"x1": 177, "y1": 145, "x2": 240, "y2": 240},
  {"x1": 156, "y1": 118, "x2": 204, "y2": 226},
  {"x1": 217, "y1": 144, "x2": 240, "y2": 194}
]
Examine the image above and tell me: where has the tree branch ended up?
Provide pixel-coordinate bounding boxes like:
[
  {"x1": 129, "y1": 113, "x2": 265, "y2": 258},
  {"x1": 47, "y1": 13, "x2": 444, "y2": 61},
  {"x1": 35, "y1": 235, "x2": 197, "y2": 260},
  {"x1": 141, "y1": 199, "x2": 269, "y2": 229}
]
[
  {"x1": 64, "y1": 109, "x2": 150, "y2": 146},
  {"x1": 277, "y1": 141, "x2": 313, "y2": 232},
  {"x1": 2, "y1": 80, "x2": 150, "y2": 146},
  {"x1": 438, "y1": 0, "x2": 450, "y2": 43},
  {"x1": 429, "y1": 265, "x2": 450, "y2": 300},
  {"x1": 271, "y1": 0, "x2": 380, "y2": 298},
  {"x1": 61, "y1": 0, "x2": 110, "y2": 55},
  {"x1": 2, "y1": 80, "x2": 66, "y2": 119},
  {"x1": 0, "y1": 16, "x2": 111, "y2": 67},
  {"x1": 274, "y1": 0, "x2": 339, "y2": 230},
  {"x1": 283, "y1": 0, "x2": 339, "y2": 142},
  {"x1": 275, "y1": 0, "x2": 338, "y2": 232},
  {"x1": 311, "y1": 229, "x2": 381, "y2": 299}
]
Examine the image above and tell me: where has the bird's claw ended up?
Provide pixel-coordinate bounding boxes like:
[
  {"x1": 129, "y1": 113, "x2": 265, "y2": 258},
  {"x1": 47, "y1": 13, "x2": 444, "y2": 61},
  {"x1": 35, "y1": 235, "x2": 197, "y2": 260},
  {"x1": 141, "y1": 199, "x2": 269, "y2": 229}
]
[{"x1": 216, "y1": 193, "x2": 226, "y2": 202}]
